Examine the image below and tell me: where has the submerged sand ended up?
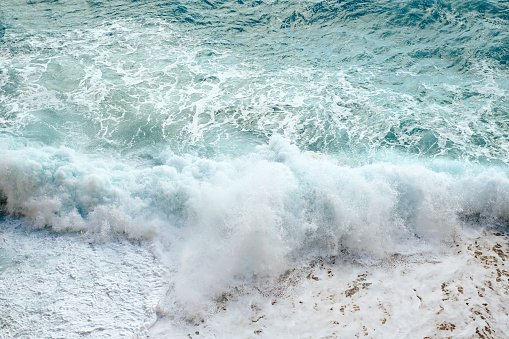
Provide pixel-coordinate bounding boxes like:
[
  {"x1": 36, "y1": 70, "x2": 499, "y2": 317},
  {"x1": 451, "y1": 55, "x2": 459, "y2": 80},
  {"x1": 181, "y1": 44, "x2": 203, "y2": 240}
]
[{"x1": 149, "y1": 226, "x2": 509, "y2": 338}]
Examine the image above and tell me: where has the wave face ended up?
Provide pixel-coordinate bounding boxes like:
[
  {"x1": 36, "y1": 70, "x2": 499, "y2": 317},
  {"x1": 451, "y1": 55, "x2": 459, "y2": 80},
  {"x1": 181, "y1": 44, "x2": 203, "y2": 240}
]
[{"x1": 1, "y1": 0, "x2": 508, "y2": 318}]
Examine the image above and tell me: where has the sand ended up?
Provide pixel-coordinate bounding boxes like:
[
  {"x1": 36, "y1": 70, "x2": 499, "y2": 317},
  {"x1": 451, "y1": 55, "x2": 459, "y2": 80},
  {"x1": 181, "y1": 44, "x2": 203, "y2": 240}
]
[{"x1": 149, "y1": 225, "x2": 509, "y2": 338}]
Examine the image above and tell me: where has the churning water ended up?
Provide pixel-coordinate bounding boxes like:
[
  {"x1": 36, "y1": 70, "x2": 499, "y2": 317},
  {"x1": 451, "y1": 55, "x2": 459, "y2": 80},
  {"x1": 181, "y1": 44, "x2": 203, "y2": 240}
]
[{"x1": 0, "y1": 0, "x2": 508, "y2": 337}]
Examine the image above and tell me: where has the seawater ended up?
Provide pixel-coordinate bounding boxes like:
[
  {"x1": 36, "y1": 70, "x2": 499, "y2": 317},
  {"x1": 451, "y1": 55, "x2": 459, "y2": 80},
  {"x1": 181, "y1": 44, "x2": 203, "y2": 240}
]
[{"x1": 0, "y1": 0, "x2": 508, "y2": 336}]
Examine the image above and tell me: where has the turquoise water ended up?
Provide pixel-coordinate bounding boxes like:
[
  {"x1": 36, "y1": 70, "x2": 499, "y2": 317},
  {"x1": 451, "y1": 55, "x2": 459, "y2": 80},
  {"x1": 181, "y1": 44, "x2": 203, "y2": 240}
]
[
  {"x1": 0, "y1": 0, "x2": 508, "y2": 334},
  {"x1": 2, "y1": 0, "x2": 508, "y2": 160}
]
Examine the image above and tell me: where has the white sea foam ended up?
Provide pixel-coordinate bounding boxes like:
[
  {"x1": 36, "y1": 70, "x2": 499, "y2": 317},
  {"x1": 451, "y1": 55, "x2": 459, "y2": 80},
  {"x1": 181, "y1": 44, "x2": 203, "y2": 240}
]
[
  {"x1": 1, "y1": 135, "x2": 509, "y2": 320},
  {"x1": 0, "y1": 219, "x2": 167, "y2": 338},
  {"x1": 1, "y1": 0, "x2": 508, "y2": 336}
]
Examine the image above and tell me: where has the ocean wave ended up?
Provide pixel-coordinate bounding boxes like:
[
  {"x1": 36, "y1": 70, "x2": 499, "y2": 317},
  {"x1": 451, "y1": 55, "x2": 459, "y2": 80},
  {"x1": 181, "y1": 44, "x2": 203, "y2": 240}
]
[
  {"x1": 1, "y1": 135, "x2": 509, "y2": 311},
  {"x1": 3, "y1": 135, "x2": 508, "y2": 247},
  {"x1": 0, "y1": 0, "x2": 508, "y2": 320}
]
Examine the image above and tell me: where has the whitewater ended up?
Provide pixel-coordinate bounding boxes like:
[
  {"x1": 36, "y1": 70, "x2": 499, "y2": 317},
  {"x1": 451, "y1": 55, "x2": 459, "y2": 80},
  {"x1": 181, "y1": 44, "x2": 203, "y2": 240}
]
[{"x1": 0, "y1": 0, "x2": 508, "y2": 337}]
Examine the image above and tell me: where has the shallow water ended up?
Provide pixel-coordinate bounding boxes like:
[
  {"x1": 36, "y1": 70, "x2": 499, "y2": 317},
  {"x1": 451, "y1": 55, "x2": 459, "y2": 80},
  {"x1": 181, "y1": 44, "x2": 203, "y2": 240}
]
[{"x1": 0, "y1": 218, "x2": 166, "y2": 338}]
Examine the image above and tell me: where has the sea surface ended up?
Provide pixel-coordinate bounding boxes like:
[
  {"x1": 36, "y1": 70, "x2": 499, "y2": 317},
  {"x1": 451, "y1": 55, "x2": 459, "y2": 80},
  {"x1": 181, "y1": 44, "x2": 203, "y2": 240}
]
[{"x1": 0, "y1": 0, "x2": 508, "y2": 337}]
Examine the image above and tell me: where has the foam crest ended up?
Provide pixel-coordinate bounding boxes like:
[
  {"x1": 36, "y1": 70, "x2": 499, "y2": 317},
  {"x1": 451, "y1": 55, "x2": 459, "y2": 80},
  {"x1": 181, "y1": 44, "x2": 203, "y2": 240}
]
[{"x1": 2, "y1": 136, "x2": 509, "y2": 315}]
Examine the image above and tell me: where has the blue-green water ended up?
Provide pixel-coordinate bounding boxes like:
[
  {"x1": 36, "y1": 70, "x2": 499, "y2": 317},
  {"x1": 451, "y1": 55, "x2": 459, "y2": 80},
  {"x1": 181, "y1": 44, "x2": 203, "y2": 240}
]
[{"x1": 0, "y1": 0, "x2": 509, "y2": 334}]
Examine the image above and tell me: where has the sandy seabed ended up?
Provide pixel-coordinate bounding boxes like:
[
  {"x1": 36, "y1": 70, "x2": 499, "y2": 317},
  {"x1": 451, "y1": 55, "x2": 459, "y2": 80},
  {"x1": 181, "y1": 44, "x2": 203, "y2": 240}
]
[{"x1": 149, "y1": 225, "x2": 509, "y2": 339}]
